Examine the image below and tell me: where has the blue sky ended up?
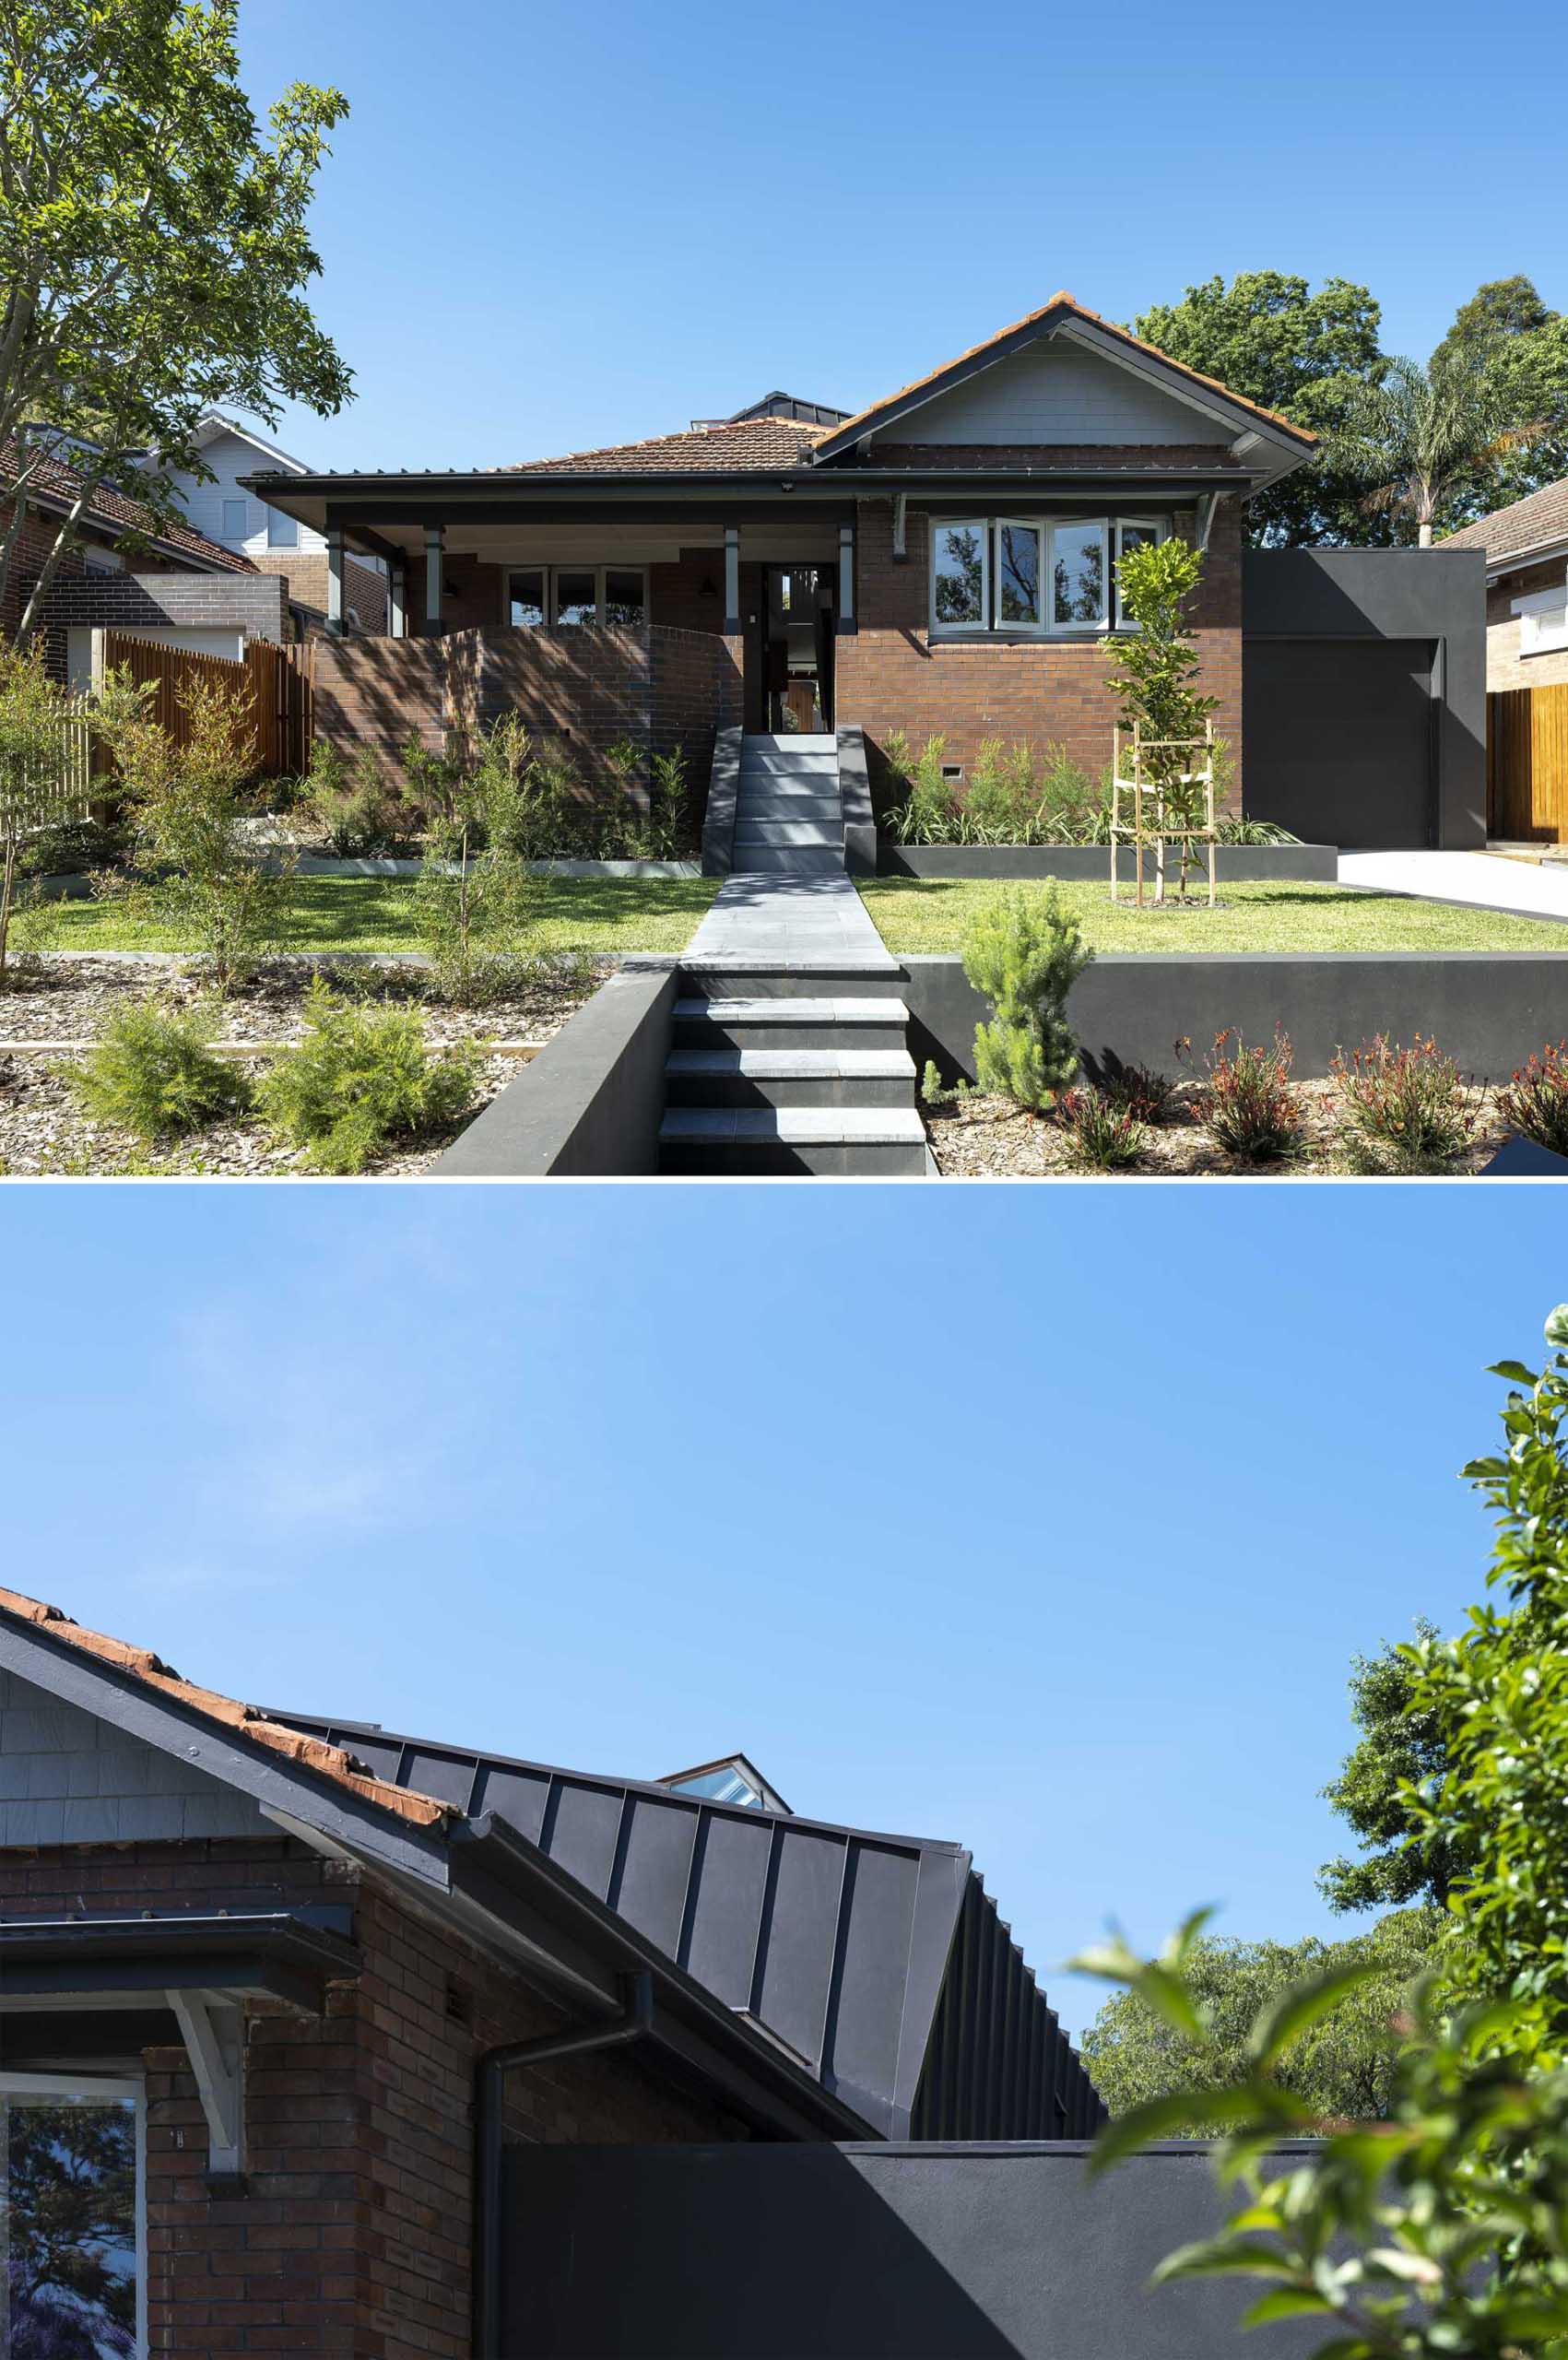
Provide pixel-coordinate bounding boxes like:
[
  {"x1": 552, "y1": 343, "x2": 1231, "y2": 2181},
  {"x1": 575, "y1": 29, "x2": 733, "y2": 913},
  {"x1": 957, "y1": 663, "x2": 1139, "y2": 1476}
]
[
  {"x1": 2, "y1": 1182, "x2": 1557, "y2": 2033},
  {"x1": 232, "y1": 0, "x2": 1562, "y2": 473}
]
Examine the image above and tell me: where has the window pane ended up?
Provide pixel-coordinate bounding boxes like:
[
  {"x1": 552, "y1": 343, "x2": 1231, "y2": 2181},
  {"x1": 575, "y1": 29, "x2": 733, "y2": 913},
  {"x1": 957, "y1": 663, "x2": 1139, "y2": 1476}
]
[
  {"x1": 3, "y1": 2092, "x2": 139, "y2": 2354},
  {"x1": 604, "y1": 569, "x2": 645, "y2": 628},
  {"x1": 265, "y1": 508, "x2": 299, "y2": 550},
  {"x1": 667, "y1": 1765, "x2": 764, "y2": 1808},
  {"x1": 508, "y1": 570, "x2": 545, "y2": 628},
  {"x1": 933, "y1": 524, "x2": 985, "y2": 627},
  {"x1": 997, "y1": 524, "x2": 1043, "y2": 627},
  {"x1": 554, "y1": 570, "x2": 597, "y2": 626},
  {"x1": 1119, "y1": 523, "x2": 1158, "y2": 562},
  {"x1": 1053, "y1": 524, "x2": 1105, "y2": 626},
  {"x1": 221, "y1": 498, "x2": 248, "y2": 544}
]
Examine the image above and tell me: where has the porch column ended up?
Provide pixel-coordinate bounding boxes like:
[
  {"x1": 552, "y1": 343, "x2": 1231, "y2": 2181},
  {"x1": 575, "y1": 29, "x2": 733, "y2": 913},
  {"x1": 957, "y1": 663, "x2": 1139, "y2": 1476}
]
[
  {"x1": 424, "y1": 524, "x2": 445, "y2": 636},
  {"x1": 325, "y1": 528, "x2": 346, "y2": 636},
  {"x1": 837, "y1": 517, "x2": 856, "y2": 632},
  {"x1": 724, "y1": 525, "x2": 740, "y2": 636},
  {"x1": 388, "y1": 558, "x2": 407, "y2": 639}
]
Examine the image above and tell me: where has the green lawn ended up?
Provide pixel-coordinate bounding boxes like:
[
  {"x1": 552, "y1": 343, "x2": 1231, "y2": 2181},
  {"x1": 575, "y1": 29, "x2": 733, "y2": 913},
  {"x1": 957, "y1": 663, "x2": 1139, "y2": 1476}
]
[
  {"x1": 856, "y1": 879, "x2": 1568, "y2": 956},
  {"x1": 38, "y1": 875, "x2": 719, "y2": 957}
]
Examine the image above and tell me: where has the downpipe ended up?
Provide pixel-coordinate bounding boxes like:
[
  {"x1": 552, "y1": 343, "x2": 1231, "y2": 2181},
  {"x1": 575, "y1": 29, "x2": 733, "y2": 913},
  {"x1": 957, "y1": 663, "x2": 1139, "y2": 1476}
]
[{"x1": 473, "y1": 1969, "x2": 654, "y2": 2356}]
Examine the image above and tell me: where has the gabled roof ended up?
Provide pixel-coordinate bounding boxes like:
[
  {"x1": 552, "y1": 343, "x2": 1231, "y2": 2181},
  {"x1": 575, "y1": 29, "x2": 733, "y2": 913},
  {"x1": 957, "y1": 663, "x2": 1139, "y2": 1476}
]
[
  {"x1": 507, "y1": 413, "x2": 828, "y2": 475},
  {"x1": 191, "y1": 408, "x2": 312, "y2": 476},
  {"x1": 1, "y1": 442, "x2": 256, "y2": 572},
  {"x1": 1441, "y1": 476, "x2": 1568, "y2": 569},
  {"x1": 810, "y1": 290, "x2": 1318, "y2": 462}
]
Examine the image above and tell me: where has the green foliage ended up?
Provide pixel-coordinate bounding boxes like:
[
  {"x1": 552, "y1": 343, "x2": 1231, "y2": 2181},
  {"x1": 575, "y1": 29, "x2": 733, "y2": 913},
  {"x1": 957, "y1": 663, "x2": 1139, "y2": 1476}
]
[
  {"x1": 66, "y1": 995, "x2": 248, "y2": 1140},
  {"x1": 1133, "y1": 273, "x2": 1388, "y2": 546},
  {"x1": 1319, "y1": 1625, "x2": 1461, "y2": 1915},
  {"x1": 413, "y1": 714, "x2": 536, "y2": 1005},
  {"x1": 1197, "y1": 1028, "x2": 1303, "y2": 1162},
  {"x1": 1087, "y1": 1053, "x2": 1178, "y2": 1125},
  {"x1": 1497, "y1": 1040, "x2": 1568, "y2": 1157},
  {"x1": 1080, "y1": 1910, "x2": 1442, "y2": 2129},
  {"x1": 881, "y1": 733, "x2": 1108, "y2": 846},
  {"x1": 1055, "y1": 1086, "x2": 1146, "y2": 1171},
  {"x1": 1327, "y1": 353, "x2": 1547, "y2": 547},
  {"x1": 256, "y1": 977, "x2": 479, "y2": 1174},
  {"x1": 961, "y1": 886, "x2": 1091, "y2": 1111},
  {"x1": 0, "y1": 640, "x2": 85, "y2": 980},
  {"x1": 0, "y1": 0, "x2": 351, "y2": 643},
  {"x1": 1433, "y1": 277, "x2": 1568, "y2": 522},
  {"x1": 1106, "y1": 538, "x2": 1220, "y2": 898},
  {"x1": 305, "y1": 738, "x2": 420, "y2": 856},
  {"x1": 1332, "y1": 1034, "x2": 1482, "y2": 1172},
  {"x1": 100, "y1": 670, "x2": 288, "y2": 991}
]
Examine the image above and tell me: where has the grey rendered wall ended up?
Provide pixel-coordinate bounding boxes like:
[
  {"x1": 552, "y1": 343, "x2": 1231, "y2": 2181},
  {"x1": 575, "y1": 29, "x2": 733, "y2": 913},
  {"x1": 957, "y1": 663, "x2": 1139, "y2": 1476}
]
[
  {"x1": 500, "y1": 2142, "x2": 1325, "y2": 2360},
  {"x1": 1244, "y1": 549, "x2": 1486, "y2": 848},
  {"x1": 0, "y1": 1670, "x2": 267, "y2": 1846}
]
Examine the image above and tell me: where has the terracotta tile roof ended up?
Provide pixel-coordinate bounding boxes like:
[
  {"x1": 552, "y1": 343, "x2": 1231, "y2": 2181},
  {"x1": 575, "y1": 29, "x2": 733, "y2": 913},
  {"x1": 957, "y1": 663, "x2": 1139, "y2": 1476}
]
[
  {"x1": 1441, "y1": 477, "x2": 1568, "y2": 564},
  {"x1": 819, "y1": 290, "x2": 1318, "y2": 454},
  {"x1": 0, "y1": 443, "x2": 256, "y2": 572},
  {"x1": 0, "y1": 1587, "x2": 451, "y2": 1830},
  {"x1": 507, "y1": 414, "x2": 827, "y2": 475}
]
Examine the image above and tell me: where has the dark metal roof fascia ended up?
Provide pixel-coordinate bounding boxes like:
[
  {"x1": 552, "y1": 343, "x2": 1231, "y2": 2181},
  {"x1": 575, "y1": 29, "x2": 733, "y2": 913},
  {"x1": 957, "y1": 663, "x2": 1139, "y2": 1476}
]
[
  {"x1": 886, "y1": 1846, "x2": 972, "y2": 2138},
  {"x1": 0, "y1": 1912, "x2": 360, "y2": 2010},
  {"x1": 449, "y1": 1811, "x2": 878, "y2": 2144},
  {"x1": 242, "y1": 464, "x2": 1257, "y2": 512}
]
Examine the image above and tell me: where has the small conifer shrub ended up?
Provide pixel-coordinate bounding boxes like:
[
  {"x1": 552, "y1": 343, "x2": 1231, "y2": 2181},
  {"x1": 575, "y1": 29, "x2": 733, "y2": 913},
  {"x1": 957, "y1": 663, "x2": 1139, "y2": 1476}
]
[
  {"x1": 67, "y1": 997, "x2": 249, "y2": 1141},
  {"x1": 258, "y1": 980, "x2": 480, "y2": 1174},
  {"x1": 961, "y1": 885, "x2": 1092, "y2": 1112}
]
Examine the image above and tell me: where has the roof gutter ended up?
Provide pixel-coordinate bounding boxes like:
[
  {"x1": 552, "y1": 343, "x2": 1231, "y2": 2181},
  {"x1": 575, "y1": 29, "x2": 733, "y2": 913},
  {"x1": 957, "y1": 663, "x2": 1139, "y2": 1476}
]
[{"x1": 474, "y1": 1969, "x2": 654, "y2": 2359}]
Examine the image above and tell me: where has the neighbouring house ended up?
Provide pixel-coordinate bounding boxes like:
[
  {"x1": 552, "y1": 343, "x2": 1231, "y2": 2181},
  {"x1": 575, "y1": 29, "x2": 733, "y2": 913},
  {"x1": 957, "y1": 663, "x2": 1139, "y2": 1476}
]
[
  {"x1": 0, "y1": 1585, "x2": 1325, "y2": 2360},
  {"x1": 0, "y1": 437, "x2": 286, "y2": 685},
  {"x1": 1442, "y1": 477, "x2": 1568, "y2": 691},
  {"x1": 247, "y1": 290, "x2": 1487, "y2": 851},
  {"x1": 168, "y1": 409, "x2": 389, "y2": 637}
]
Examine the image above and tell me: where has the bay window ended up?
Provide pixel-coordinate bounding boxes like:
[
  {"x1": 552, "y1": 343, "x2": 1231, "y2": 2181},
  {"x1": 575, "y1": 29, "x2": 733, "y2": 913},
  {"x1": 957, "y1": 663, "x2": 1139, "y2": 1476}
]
[
  {"x1": 503, "y1": 566, "x2": 648, "y2": 629},
  {"x1": 929, "y1": 516, "x2": 1168, "y2": 636},
  {"x1": 0, "y1": 2073, "x2": 145, "y2": 2355}
]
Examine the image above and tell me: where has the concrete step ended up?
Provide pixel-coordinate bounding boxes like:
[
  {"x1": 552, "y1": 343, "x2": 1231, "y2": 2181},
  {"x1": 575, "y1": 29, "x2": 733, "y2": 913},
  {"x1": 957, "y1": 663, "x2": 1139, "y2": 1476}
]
[
  {"x1": 658, "y1": 1105, "x2": 928, "y2": 1177},
  {"x1": 734, "y1": 820, "x2": 843, "y2": 848},
  {"x1": 735, "y1": 788, "x2": 843, "y2": 815},
  {"x1": 678, "y1": 967, "x2": 903, "y2": 1001},
  {"x1": 730, "y1": 846, "x2": 844, "y2": 876},
  {"x1": 672, "y1": 995, "x2": 910, "y2": 1051},
  {"x1": 740, "y1": 753, "x2": 839, "y2": 782},
  {"x1": 744, "y1": 733, "x2": 835, "y2": 753},
  {"x1": 665, "y1": 1048, "x2": 917, "y2": 1109}
]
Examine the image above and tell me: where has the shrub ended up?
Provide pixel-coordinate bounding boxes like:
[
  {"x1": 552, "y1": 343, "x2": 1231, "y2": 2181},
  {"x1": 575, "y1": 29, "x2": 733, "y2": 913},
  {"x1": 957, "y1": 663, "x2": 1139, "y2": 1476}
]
[
  {"x1": 257, "y1": 979, "x2": 480, "y2": 1173},
  {"x1": 1057, "y1": 1087, "x2": 1145, "y2": 1171},
  {"x1": 1332, "y1": 1033, "x2": 1481, "y2": 1172},
  {"x1": 415, "y1": 714, "x2": 537, "y2": 1005},
  {"x1": 1105, "y1": 539, "x2": 1220, "y2": 896},
  {"x1": 1085, "y1": 1051, "x2": 1178, "y2": 1126},
  {"x1": 0, "y1": 641, "x2": 95, "y2": 985},
  {"x1": 67, "y1": 997, "x2": 248, "y2": 1141},
  {"x1": 305, "y1": 739, "x2": 419, "y2": 856},
  {"x1": 1197, "y1": 1027, "x2": 1303, "y2": 1162},
  {"x1": 883, "y1": 732, "x2": 963, "y2": 844},
  {"x1": 961, "y1": 886, "x2": 1092, "y2": 1112},
  {"x1": 98, "y1": 670, "x2": 288, "y2": 992},
  {"x1": 882, "y1": 734, "x2": 1106, "y2": 846},
  {"x1": 1496, "y1": 1039, "x2": 1568, "y2": 1156}
]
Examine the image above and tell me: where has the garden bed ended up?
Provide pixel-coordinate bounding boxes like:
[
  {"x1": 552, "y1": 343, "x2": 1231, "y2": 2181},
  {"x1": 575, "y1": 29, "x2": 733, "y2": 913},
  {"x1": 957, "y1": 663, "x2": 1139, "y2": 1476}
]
[
  {"x1": 877, "y1": 844, "x2": 1338, "y2": 882},
  {"x1": 0, "y1": 954, "x2": 604, "y2": 1177},
  {"x1": 924, "y1": 1081, "x2": 1508, "y2": 1178}
]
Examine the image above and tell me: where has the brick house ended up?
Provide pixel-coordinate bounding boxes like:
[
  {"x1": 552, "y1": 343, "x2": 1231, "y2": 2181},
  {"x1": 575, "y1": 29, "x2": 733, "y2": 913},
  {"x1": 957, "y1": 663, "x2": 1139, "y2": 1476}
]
[
  {"x1": 247, "y1": 293, "x2": 1316, "y2": 811},
  {"x1": 1442, "y1": 476, "x2": 1568, "y2": 690},
  {"x1": 0, "y1": 1585, "x2": 1100, "y2": 2359},
  {"x1": 0, "y1": 442, "x2": 282, "y2": 684},
  {"x1": 169, "y1": 412, "x2": 389, "y2": 638}
]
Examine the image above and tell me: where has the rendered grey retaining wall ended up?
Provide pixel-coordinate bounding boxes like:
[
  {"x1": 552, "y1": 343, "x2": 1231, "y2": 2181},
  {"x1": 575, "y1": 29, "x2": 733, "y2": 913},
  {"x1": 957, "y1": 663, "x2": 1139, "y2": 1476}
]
[
  {"x1": 432, "y1": 964, "x2": 678, "y2": 1176},
  {"x1": 500, "y1": 2142, "x2": 1324, "y2": 2359},
  {"x1": 878, "y1": 844, "x2": 1338, "y2": 882},
  {"x1": 905, "y1": 953, "x2": 1568, "y2": 1086}
]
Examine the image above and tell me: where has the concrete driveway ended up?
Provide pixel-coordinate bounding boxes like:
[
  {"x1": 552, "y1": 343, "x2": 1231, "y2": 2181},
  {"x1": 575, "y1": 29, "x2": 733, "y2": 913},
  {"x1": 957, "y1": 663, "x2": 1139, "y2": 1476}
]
[{"x1": 1339, "y1": 850, "x2": 1568, "y2": 924}]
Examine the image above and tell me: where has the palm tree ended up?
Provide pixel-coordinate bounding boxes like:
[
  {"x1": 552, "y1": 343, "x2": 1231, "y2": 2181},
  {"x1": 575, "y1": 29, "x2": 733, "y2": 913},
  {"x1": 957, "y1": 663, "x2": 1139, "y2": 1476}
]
[{"x1": 1327, "y1": 355, "x2": 1545, "y2": 545}]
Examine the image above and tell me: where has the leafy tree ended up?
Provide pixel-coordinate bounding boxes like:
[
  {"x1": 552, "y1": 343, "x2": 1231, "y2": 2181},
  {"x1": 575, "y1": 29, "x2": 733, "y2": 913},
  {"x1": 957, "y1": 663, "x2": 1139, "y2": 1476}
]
[
  {"x1": 413, "y1": 713, "x2": 538, "y2": 1005},
  {"x1": 1133, "y1": 272, "x2": 1388, "y2": 546},
  {"x1": 1105, "y1": 537, "x2": 1218, "y2": 895},
  {"x1": 1318, "y1": 1623, "x2": 1461, "y2": 1914},
  {"x1": 0, "y1": 636, "x2": 82, "y2": 983},
  {"x1": 1327, "y1": 354, "x2": 1546, "y2": 546},
  {"x1": 1433, "y1": 276, "x2": 1568, "y2": 522},
  {"x1": 1081, "y1": 1910, "x2": 1441, "y2": 2129},
  {"x1": 0, "y1": 0, "x2": 351, "y2": 643},
  {"x1": 961, "y1": 885, "x2": 1091, "y2": 1110}
]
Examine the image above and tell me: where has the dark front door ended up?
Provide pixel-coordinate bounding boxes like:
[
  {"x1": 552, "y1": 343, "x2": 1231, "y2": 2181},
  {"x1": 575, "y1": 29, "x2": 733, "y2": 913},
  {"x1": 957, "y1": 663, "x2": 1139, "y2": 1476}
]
[
  {"x1": 1244, "y1": 636, "x2": 1438, "y2": 847},
  {"x1": 760, "y1": 565, "x2": 833, "y2": 732}
]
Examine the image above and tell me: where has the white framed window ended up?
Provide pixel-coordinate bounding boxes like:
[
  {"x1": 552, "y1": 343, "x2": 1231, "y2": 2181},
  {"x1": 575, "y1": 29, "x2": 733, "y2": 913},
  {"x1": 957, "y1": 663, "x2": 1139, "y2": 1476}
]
[
  {"x1": 996, "y1": 520, "x2": 1045, "y2": 630},
  {"x1": 1051, "y1": 519, "x2": 1108, "y2": 631},
  {"x1": 220, "y1": 497, "x2": 248, "y2": 545},
  {"x1": 930, "y1": 520, "x2": 989, "y2": 631},
  {"x1": 265, "y1": 506, "x2": 299, "y2": 550},
  {"x1": 0, "y1": 2071, "x2": 147, "y2": 2356},
  {"x1": 502, "y1": 565, "x2": 648, "y2": 630},
  {"x1": 1515, "y1": 580, "x2": 1568, "y2": 658},
  {"x1": 1113, "y1": 518, "x2": 1168, "y2": 630}
]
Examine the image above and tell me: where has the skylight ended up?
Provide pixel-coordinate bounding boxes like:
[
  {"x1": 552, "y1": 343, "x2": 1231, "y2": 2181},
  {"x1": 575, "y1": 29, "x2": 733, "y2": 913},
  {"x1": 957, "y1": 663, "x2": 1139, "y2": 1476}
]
[{"x1": 659, "y1": 1754, "x2": 790, "y2": 1814}]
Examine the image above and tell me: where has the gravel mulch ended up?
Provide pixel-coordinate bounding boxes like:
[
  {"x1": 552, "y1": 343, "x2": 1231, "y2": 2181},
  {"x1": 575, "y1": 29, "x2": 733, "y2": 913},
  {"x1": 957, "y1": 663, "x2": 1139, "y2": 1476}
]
[
  {"x1": 925, "y1": 1080, "x2": 1509, "y2": 1179},
  {"x1": 0, "y1": 952, "x2": 606, "y2": 1178}
]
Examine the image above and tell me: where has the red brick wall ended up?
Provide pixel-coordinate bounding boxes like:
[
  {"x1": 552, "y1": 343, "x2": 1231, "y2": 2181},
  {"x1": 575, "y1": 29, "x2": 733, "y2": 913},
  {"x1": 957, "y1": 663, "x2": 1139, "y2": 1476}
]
[
  {"x1": 838, "y1": 493, "x2": 1244, "y2": 805},
  {"x1": 313, "y1": 635, "x2": 450, "y2": 779},
  {"x1": 0, "y1": 1838, "x2": 744, "y2": 2359},
  {"x1": 1484, "y1": 553, "x2": 1568, "y2": 690}
]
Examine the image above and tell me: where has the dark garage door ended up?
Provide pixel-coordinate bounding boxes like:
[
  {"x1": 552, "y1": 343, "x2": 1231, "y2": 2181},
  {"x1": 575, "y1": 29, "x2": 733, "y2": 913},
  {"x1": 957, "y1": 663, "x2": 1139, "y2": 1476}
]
[{"x1": 1244, "y1": 637, "x2": 1436, "y2": 847}]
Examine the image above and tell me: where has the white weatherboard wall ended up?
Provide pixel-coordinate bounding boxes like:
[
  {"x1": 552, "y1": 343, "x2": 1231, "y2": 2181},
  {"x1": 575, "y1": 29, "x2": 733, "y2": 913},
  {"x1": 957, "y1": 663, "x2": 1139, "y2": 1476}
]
[
  {"x1": 167, "y1": 427, "x2": 325, "y2": 559},
  {"x1": 66, "y1": 625, "x2": 246, "y2": 693},
  {"x1": 0, "y1": 1669, "x2": 268, "y2": 1847},
  {"x1": 887, "y1": 337, "x2": 1226, "y2": 445}
]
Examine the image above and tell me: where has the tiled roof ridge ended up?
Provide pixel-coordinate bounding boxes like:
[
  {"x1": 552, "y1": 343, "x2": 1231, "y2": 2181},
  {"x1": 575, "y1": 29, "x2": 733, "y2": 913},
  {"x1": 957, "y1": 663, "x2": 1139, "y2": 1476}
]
[
  {"x1": 0, "y1": 1587, "x2": 450, "y2": 1830},
  {"x1": 506, "y1": 414, "x2": 828, "y2": 474}
]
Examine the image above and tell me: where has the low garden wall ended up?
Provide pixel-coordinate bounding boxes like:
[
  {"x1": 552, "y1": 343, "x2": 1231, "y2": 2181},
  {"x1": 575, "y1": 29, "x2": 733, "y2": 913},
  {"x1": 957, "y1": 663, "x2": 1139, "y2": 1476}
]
[
  {"x1": 433, "y1": 963, "x2": 678, "y2": 1176},
  {"x1": 878, "y1": 844, "x2": 1338, "y2": 882},
  {"x1": 906, "y1": 953, "x2": 1568, "y2": 1086}
]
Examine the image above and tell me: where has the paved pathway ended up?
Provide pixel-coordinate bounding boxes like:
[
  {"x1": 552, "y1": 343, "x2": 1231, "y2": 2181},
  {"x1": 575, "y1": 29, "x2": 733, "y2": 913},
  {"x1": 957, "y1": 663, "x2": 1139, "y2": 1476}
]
[
  {"x1": 1340, "y1": 851, "x2": 1568, "y2": 924},
  {"x1": 684, "y1": 872, "x2": 897, "y2": 968}
]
